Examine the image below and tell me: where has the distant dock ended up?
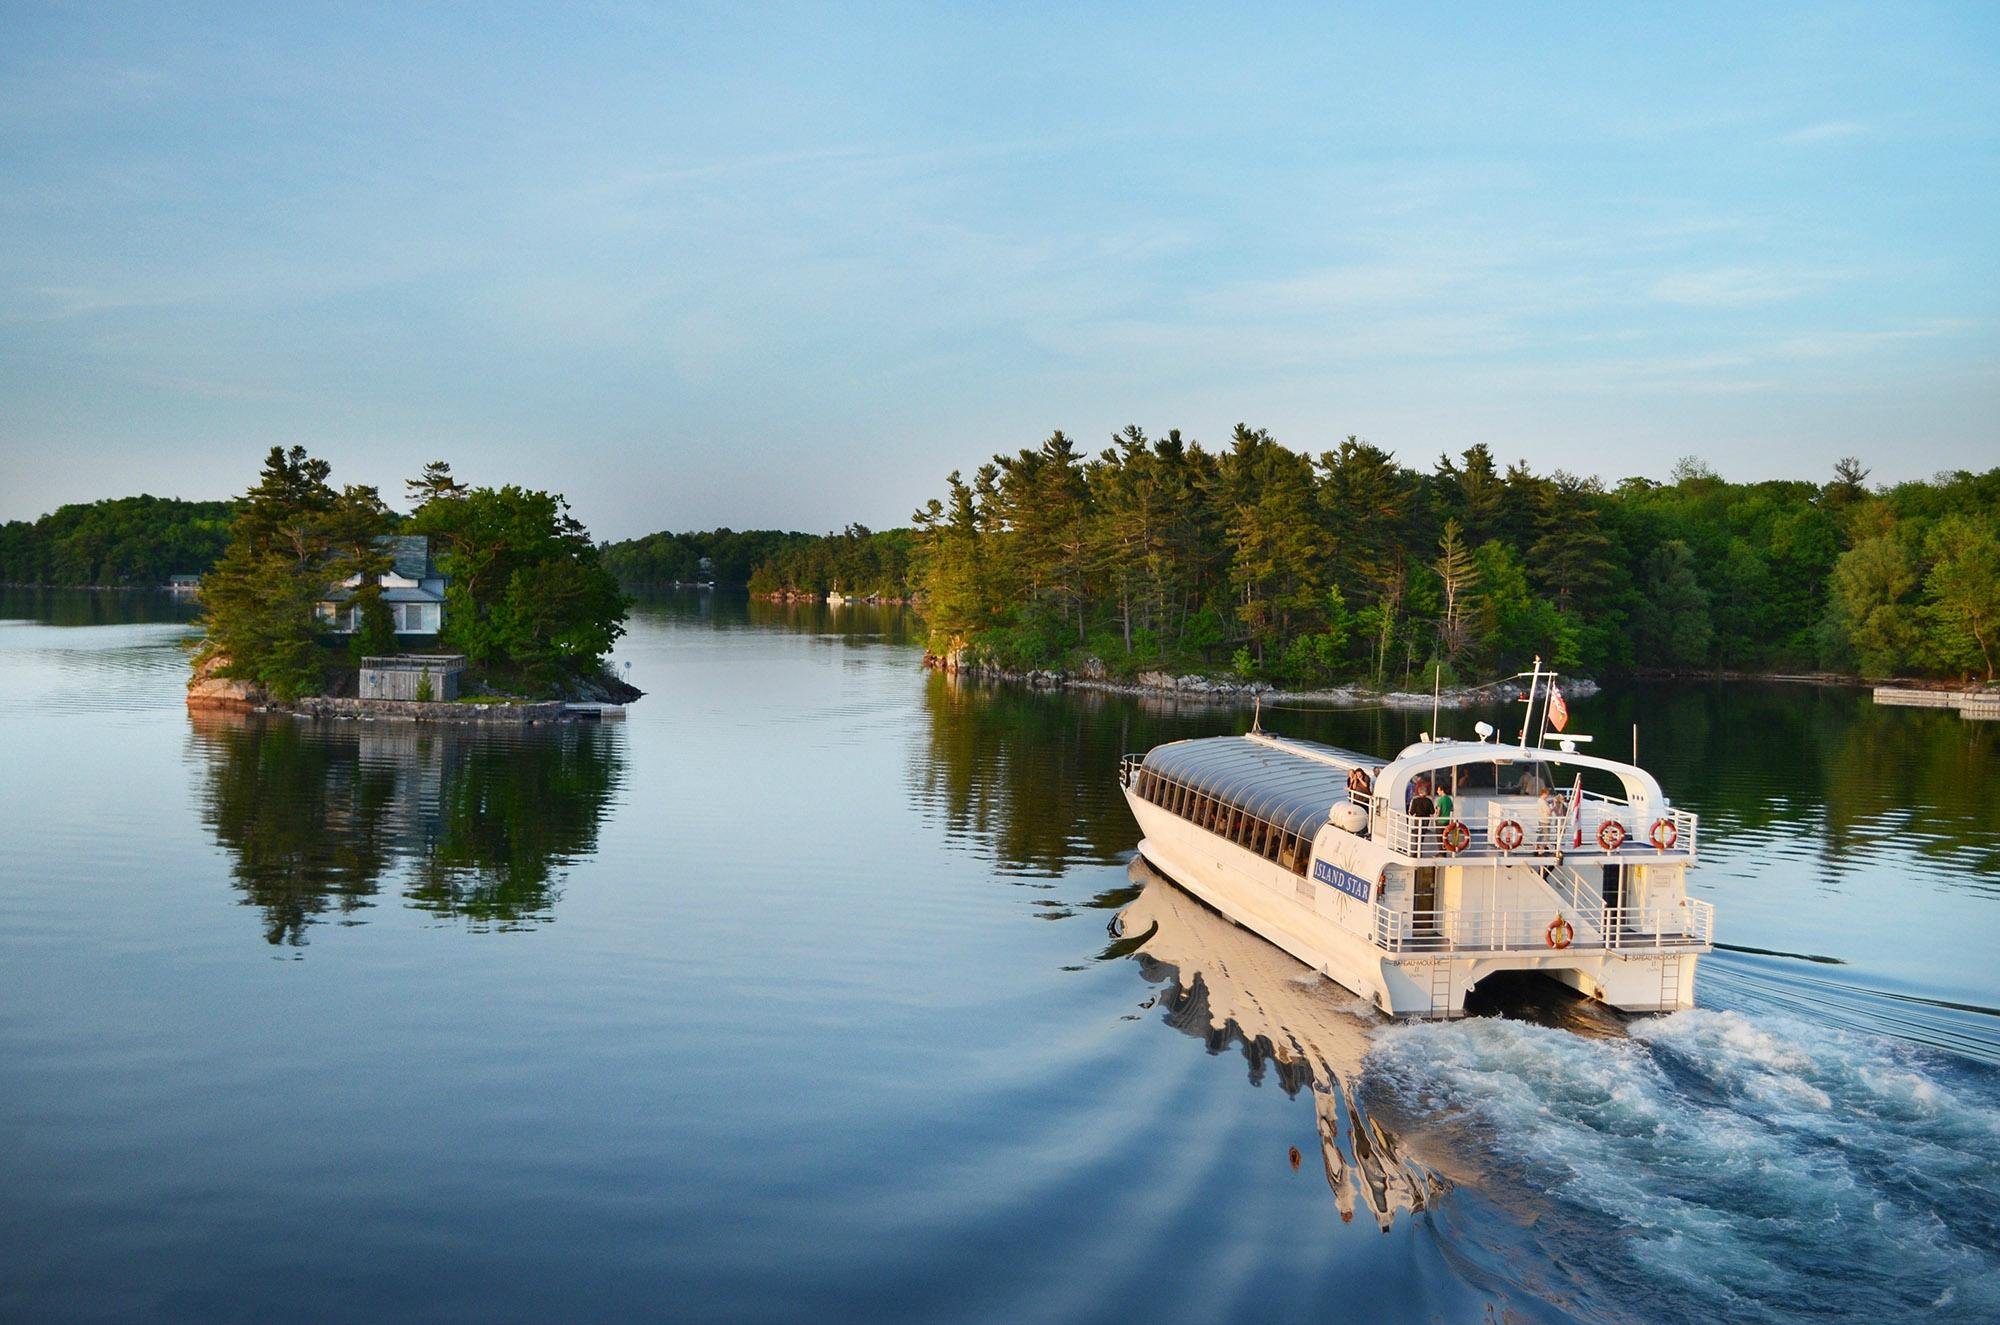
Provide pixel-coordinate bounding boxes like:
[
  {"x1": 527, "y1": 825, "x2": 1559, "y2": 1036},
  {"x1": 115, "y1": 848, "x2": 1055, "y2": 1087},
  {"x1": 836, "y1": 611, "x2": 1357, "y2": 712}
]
[{"x1": 1873, "y1": 686, "x2": 2000, "y2": 721}]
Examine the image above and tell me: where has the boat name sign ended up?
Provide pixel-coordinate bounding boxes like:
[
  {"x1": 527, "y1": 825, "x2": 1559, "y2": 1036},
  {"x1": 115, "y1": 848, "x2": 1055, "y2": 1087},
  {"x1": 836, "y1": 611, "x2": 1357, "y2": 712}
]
[{"x1": 1312, "y1": 859, "x2": 1374, "y2": 903}]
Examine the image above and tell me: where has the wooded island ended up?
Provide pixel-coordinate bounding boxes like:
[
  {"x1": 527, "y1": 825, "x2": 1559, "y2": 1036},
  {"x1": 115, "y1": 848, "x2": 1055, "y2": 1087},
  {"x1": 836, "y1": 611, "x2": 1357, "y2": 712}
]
[{"x1": 191, "y1": 447, "x2": 632, "y2": 706}]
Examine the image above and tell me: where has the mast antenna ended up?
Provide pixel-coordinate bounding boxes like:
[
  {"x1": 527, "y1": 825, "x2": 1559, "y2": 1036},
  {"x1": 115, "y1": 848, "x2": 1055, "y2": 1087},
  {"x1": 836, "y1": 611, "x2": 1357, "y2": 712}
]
[{"x1": 1517, "y1": 655, "x2": 1541, "y2": 749}]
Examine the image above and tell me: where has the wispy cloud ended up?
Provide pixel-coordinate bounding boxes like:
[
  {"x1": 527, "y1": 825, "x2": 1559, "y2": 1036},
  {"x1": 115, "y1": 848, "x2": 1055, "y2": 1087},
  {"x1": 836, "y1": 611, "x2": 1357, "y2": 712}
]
[
  {"x1": 1779, "y1": 120, "x2": 1867, "y2": 145},
  {"x1": 1649, "y1": 266, "x2": 1832, "y2": 307},
  {"x1": 1772, "y1": 320, "x2": 1974, "y2": 359}
]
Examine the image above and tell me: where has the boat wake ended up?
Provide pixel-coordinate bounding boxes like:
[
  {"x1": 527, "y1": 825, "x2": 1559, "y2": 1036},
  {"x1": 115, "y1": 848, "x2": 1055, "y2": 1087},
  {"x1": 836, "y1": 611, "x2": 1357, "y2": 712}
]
[
  {"x1": 1119, "y1": 858, "x2": 2000, "y2": 1324},
  {"x1": 1363, "y1": 1009, "x2": 2000, "y2": 1324}
]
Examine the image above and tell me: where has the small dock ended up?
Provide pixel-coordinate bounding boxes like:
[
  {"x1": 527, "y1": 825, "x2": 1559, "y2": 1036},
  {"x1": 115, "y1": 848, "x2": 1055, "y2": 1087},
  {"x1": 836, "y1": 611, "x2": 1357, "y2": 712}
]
[
  {"x1": 1873, "y1": 686, "x2": 2000, "y2": 721},
  {"x1": 562, "y1": 703, "x2": 626, "y2": 721}
]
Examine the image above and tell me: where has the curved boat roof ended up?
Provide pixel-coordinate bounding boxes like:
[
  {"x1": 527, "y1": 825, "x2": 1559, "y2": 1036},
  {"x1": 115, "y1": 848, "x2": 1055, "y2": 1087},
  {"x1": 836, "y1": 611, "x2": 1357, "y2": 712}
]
[
  {"x1": 1140, "y1": 734, "x2": 1379, "y2": 837},
  {"x1": 1376, "y1": 739, "x2": 1667, "y2": 805}
]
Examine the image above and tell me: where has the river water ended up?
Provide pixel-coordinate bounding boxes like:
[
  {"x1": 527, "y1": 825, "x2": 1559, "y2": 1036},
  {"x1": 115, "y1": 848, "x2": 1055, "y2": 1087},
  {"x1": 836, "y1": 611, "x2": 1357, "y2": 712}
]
[{"x1": 1, "y1": 589, "x2": 1995, "y2": 1323}]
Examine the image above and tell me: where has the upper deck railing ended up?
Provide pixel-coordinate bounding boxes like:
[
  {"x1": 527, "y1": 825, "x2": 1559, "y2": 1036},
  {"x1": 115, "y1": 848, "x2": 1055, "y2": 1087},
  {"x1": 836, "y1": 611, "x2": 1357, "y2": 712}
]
[{"x1": 1357, "y1": 788, "x2": 1697, "y2": 862}]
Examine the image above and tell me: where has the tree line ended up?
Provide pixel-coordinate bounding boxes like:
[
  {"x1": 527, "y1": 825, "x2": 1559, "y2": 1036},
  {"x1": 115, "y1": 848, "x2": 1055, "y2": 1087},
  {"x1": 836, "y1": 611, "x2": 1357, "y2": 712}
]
[
  {"x1": 0, "y1": 495, "x2": 235, "y2": 586},
  {"x1": 745, "y1": 525, "x2": 911, "y2": 597},
  {"x1": 600, "y1": 524, "x2": 914, "y2": 598},
  {"x1": 600, "y1": 528, "x2": 818, "y2": 586},
  {"x1": 905, "y1": 427, "x2": 1999, "y2": 685},
  {"x1": 199, "y1": 448, "x2": 628, "y2": 701}
]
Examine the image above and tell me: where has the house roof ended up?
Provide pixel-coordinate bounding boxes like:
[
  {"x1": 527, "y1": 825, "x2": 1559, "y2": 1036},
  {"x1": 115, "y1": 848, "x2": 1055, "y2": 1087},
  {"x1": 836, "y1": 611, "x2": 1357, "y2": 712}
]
[
  {"x1": 380, "y1": 586, "x2": 444, "y2": 604},
  {"x1": 384, "y1": 535, "x2": 434, "y2": 579}
]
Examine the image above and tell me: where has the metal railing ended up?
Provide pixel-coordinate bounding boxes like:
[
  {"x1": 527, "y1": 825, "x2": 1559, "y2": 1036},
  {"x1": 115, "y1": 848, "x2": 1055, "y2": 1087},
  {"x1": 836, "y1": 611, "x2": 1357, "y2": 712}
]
[
  {"x1": 1119, "y1": 753, "x2": 1144, "y2": 787},
  {"x1": 1372, "y1": 899, "x2": 1715, "y2": 954},
  {"x1": 1358, "y1": 791, "x2": 1698, "y2": 861}
]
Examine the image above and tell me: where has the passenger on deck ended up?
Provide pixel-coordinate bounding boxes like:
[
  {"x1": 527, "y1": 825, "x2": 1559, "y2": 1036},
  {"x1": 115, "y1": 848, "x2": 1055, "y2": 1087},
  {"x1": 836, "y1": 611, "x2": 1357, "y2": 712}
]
[
  {"x1": 1434, "y1": 784, "x2": 1455, "y2": 819},
  {"x1": 1346, "y1": 766, "x2": 1372, "y2": 796},
  {"x1": 1408, "y1": 776, "x2": 1435, "y2": 818},
  {"x1": 1535, "y1": 787, "x2": 1562, "y2": 852}
]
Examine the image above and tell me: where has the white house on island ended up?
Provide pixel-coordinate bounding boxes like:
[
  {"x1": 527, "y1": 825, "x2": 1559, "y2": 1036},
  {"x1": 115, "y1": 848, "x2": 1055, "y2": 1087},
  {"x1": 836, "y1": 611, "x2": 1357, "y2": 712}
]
[{"x1": 316, "y1": 535, "x2": 448, "y2": 636}]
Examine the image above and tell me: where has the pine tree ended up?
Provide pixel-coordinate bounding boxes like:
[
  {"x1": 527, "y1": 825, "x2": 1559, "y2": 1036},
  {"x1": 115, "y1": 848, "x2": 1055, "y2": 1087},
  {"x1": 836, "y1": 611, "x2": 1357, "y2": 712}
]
[
  {"x1": 1634, "y1": 540, "x2": 1713, "y2": 668},
  {"x1": 1434, "y1": 518, "x2": 1481, "y2": 662},
  {"x1": 198, "y1": 447, "x2": 386, "y2": 701},
  {"x1": 406, "y1": 460, "x2": 468, "y2": 509}
]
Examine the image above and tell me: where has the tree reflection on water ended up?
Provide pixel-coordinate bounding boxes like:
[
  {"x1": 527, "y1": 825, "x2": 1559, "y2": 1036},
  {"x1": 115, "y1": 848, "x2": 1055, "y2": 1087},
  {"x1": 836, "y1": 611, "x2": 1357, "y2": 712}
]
[{"x1": 189, "y1": 712, "x2": 622, "y2": 944}]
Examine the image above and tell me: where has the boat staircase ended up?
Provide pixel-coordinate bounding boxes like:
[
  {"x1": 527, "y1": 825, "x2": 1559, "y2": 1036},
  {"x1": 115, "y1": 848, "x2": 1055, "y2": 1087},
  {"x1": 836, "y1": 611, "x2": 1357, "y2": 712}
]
[{"x1": 1541, "y1": 862, "x2": 1606, "y2": 940}]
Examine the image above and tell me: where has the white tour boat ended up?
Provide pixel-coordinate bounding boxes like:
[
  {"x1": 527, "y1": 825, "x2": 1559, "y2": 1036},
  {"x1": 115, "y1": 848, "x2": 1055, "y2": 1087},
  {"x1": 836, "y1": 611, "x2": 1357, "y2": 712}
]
[{"x1": 1117, "y1": 661, "x2": 1714, "y2": 1019}]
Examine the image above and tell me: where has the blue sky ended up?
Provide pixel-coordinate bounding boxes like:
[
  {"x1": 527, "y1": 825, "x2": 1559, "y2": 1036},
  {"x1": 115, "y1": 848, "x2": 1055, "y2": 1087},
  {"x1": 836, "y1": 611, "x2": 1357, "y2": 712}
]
[{"x1": 2, "y1": 2, "x2": 1994, "y2": 538}]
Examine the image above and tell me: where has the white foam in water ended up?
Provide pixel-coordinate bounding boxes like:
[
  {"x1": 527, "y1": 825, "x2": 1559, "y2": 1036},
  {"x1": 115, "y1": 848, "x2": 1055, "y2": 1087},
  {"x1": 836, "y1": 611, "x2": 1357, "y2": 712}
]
[{"x1": 1364, "y1": 1010, "x2": 2000, "y2": 1324}]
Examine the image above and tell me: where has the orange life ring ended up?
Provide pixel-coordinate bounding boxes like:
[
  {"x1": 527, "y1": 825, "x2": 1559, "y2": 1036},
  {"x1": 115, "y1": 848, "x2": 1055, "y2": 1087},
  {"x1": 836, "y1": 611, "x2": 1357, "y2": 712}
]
[
  {"x1": 1494, "y1": 819, "x2": 1525, "y2": 852},
  {"x1": 1598, "y1": 820, "x2": 1627, "y2": 852},
  {"x1": 1650, "y1": 818, "x2": 1678, "y2": 851},
  {"x1": 1441, "y1": 820, "x2": 1472, "y2": 855},
  {"x1": 1546, "y1": 916, "x2": 1574, "y2": 950}
]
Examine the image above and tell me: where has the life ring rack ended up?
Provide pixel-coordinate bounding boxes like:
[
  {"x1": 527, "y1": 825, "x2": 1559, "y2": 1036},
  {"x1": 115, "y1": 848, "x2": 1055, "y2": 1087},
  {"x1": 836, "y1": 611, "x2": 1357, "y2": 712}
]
[
  {"x1": 1650, "y1": 817, "x2": 1679, "y2": 851},
  {"x1": 1440, "y1": 819, "x2": 1472, "y2": 855},
  {"x1": 1494, "y1": 819, "x2": 1525, "y2": 852},
  {"x1": 1546, "y1": 915, "x2": 1574, "y2": 950},
  {"x1": 1597, "y1": 820, "x2": 1627, "y2": 852}
]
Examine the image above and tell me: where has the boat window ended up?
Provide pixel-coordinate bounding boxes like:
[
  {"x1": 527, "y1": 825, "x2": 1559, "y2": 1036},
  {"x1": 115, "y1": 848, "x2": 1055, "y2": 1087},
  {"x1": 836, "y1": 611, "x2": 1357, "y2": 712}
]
[{"x1": 1454, "y1": 761, "x2": 1497, "y2": 792}]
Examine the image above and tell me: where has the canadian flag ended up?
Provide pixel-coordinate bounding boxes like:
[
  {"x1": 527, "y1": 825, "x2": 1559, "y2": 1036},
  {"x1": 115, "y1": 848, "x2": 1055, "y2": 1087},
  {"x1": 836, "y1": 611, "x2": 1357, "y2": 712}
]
[{"x1": 1548, "y1": 685, "x2": 1569, "y2": 733}]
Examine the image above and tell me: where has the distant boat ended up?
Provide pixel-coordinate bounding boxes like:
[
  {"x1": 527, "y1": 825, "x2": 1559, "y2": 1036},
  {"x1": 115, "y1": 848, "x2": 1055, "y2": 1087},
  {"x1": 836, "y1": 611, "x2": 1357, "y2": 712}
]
[
  {"x1": 1118, "y1": 660, "x2": 1711, "y2": 1019},
  {"x1": 165, "y1": 574, "x2": 201, "y2": 595},
  {"x1": 826, "y1": 590, "x2": 847, "y2": 605}
]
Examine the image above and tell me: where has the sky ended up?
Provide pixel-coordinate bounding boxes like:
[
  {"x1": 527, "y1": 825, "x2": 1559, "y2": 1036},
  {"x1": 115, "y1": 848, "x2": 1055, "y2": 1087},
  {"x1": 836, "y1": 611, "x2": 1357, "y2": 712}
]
[{"x1": 1, "y1": 2, "x2": 1995, "y2": 540}]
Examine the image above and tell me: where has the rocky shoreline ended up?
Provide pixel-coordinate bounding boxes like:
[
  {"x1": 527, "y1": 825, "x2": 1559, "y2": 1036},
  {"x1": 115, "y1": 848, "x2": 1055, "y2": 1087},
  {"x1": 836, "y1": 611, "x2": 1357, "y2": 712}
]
[
  {"x1": 186, "y1": 654, "x2": 642, "y2": 723},
  {"x1": 922, "y1": 650, "x2": 1598, "y2": 709}
]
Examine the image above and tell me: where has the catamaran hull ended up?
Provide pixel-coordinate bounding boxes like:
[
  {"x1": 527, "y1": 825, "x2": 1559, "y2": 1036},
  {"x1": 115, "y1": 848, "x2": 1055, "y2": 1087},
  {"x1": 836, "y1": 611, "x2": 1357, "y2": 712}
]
[{"x1": 1124, "y1": 787, "x2": 1698, "y2": 1019}]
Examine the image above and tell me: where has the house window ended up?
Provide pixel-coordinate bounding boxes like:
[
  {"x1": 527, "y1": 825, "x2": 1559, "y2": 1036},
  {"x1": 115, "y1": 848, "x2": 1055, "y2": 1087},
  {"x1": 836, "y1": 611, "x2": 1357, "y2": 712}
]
[{"x1": 394, "y1": 603, "x2": 432, "y2": 633}]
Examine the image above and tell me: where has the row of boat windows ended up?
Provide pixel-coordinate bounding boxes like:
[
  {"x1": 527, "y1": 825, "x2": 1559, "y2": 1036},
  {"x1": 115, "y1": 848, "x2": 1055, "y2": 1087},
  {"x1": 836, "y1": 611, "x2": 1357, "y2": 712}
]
[{"x1": 1133, "y1": 768, "x2": 1312, "y2": 877}]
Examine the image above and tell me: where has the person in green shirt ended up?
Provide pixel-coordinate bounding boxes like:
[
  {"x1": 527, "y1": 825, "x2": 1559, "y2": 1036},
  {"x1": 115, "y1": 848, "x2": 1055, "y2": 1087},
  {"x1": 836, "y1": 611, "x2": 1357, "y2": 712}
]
[{"x1": 1434, "y1": 785, "x2": 1455, "y2": 819}]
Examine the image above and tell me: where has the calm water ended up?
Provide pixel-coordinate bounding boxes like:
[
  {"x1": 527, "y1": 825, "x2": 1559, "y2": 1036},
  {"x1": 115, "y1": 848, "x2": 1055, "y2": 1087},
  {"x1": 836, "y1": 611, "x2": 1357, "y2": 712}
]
[{"x1": 2, "y1": 589, "x2": 1996, "y2": 1323}]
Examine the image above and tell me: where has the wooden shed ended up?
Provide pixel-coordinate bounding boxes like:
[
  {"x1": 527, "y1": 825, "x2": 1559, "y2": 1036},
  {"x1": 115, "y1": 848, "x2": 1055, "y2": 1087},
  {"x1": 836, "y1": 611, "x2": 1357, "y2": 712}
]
[{"x1": 359, "y1": 654, "x2": 466, "y2": 702}]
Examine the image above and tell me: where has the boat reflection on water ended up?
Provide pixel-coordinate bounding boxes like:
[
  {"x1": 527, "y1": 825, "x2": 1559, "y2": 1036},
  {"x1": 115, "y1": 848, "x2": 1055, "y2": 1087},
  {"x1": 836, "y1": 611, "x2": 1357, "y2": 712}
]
[
  {"x1": 188, "y1": 711, "x2": 623, "y2": 945},
  {"x1": 1117, "y1": 857, "x2": 1444, "y2": 1232}
]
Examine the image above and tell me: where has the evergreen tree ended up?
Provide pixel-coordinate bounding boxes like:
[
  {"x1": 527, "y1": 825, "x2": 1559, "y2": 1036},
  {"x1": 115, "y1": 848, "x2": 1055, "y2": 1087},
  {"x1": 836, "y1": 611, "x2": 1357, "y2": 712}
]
[
  {"x1": 198, "y1": 446, "x2": 386, "y2": 701},
  {"x1": 406, "y1": 460, "x2": 468, "y2": 508},
  {"x1": 1634, "y1": 540, "x2": 1713, "y2": 669},
  {"x1": 1433, "y1": 518, "x2": 1480, "y2": 662}
]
